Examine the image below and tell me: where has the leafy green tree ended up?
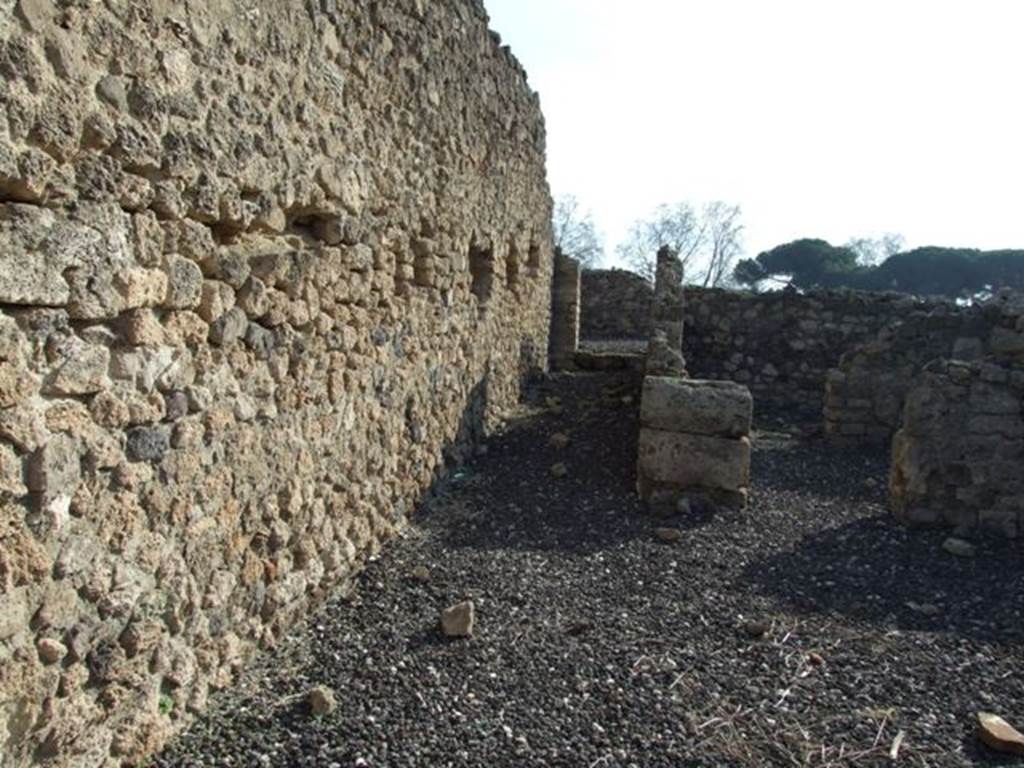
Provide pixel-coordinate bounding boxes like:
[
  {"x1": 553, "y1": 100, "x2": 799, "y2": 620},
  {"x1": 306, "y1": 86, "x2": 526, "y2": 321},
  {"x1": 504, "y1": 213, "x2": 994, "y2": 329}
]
[
  {"x1": 734, "y1": 238, "x2": 1024, "y2": 298},
  {"x1": 733, "y1": 238, "x2": 859, "y2": 289}
]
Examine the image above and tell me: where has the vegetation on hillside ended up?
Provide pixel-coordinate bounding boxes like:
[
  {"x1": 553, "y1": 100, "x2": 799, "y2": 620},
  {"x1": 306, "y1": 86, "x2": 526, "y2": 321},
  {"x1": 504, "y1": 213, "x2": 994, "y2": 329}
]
[{"x1": 733, "y1": 238, "x2": 1024, "y2": 298}]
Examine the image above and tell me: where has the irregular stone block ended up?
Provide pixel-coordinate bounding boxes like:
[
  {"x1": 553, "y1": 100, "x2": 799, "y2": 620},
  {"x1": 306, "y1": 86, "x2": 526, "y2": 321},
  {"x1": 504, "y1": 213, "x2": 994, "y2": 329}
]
[
  {"x1": 441, "y1": 600, "x2": 475, "y2": 637},
  {"x1": 125, "y1": 426, "x2": 170, "y2": 463},
  {"x1": 0, "y1": 361, "x2": 37, "y2": 408},
  {"x1": 209, "y1": 307, "x2": 247, "y2": 346},
  {"x1": 245, "y1": 323, "x2": 276, "y2": 359},
  {"x1": 0, "y1": 443, "x2": 26, "y2": 497},
  {"x1": 645, "y1": 330, "x2": 686, "y2": 377},
  {"x1": 640, "y1": 377, "x2": 752, "y2": 438},
  {"x1": 991, "y1": 327, "x2": 1024, "y2": 357}
]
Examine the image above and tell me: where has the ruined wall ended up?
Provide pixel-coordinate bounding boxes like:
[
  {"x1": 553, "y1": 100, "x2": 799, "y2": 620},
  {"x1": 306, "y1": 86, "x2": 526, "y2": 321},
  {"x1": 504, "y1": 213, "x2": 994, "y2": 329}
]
[
  {"x1": 579, "y1": 268, "x2": 651, "y2": 340},
  {"x1": 682, "y1": 287, "x2": 943, "y2": 417},
  {"x1": 579, "y1": 275, "x2": 948, "y2": 416},
  {"x1": 825, "y1": 295, "x2": 1024, "y2": 444},
  {"x1": 0, "y1": 1, "x2": 553, "y2": 765},
  {"x1": 890, "y1": 358, "x2": 1024, "y2": 536}
]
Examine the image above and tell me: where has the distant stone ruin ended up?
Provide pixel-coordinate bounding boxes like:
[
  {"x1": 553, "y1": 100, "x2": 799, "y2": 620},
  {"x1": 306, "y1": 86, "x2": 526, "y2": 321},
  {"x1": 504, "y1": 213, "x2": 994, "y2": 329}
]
[
  {"x1": 580, "y1": 270, "x2": 1024, "y2": 537},
  {"x1": 0, "y1": 1, "x2": 553, "y2": 765}
]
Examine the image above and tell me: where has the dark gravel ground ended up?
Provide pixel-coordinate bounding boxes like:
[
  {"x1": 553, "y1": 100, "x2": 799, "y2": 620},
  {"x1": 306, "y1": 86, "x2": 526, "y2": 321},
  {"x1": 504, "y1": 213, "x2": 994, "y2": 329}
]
[{"x1": 155, "y1": 372, "x2": 1024, "y2": 768}]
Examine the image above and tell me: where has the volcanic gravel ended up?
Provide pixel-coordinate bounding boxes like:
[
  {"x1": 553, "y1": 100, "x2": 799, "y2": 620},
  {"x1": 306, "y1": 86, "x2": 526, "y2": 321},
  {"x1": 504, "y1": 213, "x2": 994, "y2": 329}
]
[{"x1": 155, "y1": 372, "x2": 1024, "y2": 768}]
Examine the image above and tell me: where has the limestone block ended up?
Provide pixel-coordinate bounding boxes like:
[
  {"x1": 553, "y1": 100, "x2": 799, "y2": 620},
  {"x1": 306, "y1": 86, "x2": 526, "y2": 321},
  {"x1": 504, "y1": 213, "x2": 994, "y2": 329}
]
[
  {"x1": 122, "y1": 309, "x2": 165, "y2": 347},
  {"x1": 237, "y1": 277, "x2": 270, "y2": 317},
  {"x1": 27, "y1": 433, "x2": 79, "y2": 496},
  {"x1": 163, "y1": 256, "x2": 203, "y2": 309},
  {"x1": 117, "y1": 268, "x2": 168, "y2": 310},
  {"x1": 43, "y1": 341, "x2": 110, "y2": 396},
  {"x1": 0, "y1": 204, "x2": 67, "y2": 305},
  {"x1": 110, "y1": 347, "x2": 175, "y2": 393},
  {"x1": 641, "y1": 377, "x2": 751, "y2": 438},
  {"x1": 132, "y1": 212, "x2": 164, "y2": 267},
  {"x1": 66, "y1": 264, "x2": 123, "y2": 320},
  {"x1": 637, "y1": 428, "x2": 750, "y2": 491}
]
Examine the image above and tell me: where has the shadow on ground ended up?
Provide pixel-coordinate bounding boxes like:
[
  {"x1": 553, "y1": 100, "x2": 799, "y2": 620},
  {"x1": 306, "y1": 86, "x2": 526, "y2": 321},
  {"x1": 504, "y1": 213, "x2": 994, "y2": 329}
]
[{"x1": 741, "y1": 513, "x2": 1024, "y2": 645}]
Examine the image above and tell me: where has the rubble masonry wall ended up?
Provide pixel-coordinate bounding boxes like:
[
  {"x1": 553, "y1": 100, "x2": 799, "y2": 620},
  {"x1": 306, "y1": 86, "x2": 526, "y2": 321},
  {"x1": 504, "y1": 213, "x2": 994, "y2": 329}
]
[
  {"x1": 824, "y1": 299, "x2": 1024, "y2": 444},
  {"x1": 579, "y1": 271, "x2": 945, "y2": 417},
  {"x1": 890, "y1": 358, "x2": 1024, "y2": 537},
  {"x1": 0, "y1": 1, "x2": 553, "y2": 765}
]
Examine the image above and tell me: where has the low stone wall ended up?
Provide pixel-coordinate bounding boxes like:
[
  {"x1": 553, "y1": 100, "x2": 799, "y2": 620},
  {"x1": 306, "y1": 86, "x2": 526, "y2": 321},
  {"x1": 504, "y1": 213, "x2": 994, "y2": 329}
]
[
  {"x1": 682, "y1": 287, "x2": 942, "y2": 417},
  {"x1": 0, "y1": 1, "x2": 553, "y2": 765},
  {"x1": 579, "y1": 269, "x2": 652, "y2": 340},
  {"x1": 825, "y1": 296, "x2": 1024, "y2": 444},
  {"x1": 890, "y1": 358, "x2": 1024, "y2": 536}
]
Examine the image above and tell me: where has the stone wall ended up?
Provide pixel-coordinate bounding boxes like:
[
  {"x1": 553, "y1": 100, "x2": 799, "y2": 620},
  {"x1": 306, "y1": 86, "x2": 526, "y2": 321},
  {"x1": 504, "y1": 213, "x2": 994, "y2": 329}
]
[
  {"x1": 890, "y1": 358, "x2": 1024, "y2": 536},
  {"x1": 579, "y1": 274, "x2": 951, "y2": 416},
  {"x1": 579, "y1": 268, "x2": 652, "y2": 340},
  {"x1": 0, "y1": 1, "x2": 553, "y2": 765},
  {"x1": 825, "y1": 295, "x2": 1024, "y2": 444},
  {"x1": 682, "y1": 287, "x2": 943, "y2": 417}
]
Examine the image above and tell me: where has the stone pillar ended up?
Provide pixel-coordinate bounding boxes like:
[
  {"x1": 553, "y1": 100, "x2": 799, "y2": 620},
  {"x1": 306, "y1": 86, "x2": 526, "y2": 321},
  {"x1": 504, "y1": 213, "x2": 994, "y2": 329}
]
[
  {"x1": 549, "y1": 249, "x2": 581, "y2": 370},
  {"x1": 636, "y1": 377, "x2": 753, "y2": 509},
  {"x1": 651, "y1": 245, "x2": 685, "y2": 352},
  {"x1": 646, "y1": 245, "x2": 686, "y2": 376}
]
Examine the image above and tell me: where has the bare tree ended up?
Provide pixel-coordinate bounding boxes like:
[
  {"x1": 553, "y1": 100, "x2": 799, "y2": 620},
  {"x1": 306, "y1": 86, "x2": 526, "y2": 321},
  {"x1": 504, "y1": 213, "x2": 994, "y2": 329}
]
[
  {"x1": 701, "y1": 201, "x2": 744, "y2": 287},
  {"x1": 615, "y1": 202, "x2": 708, "y2": 281},
  {"x1": 845, "y1": 232, "x2": 906, "y2": 266},
  {"x1": 881, "y1": 232, "x2": 906, "y2": 259},
  {"x1": 552, "y1": 194, "x2": 604, "y2": 269}
]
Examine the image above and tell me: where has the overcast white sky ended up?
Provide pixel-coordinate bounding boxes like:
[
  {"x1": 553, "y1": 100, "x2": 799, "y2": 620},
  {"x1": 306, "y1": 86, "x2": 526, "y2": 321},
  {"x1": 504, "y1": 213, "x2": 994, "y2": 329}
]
[{"x1": 484, "y1": 0, "x2": 1024, "y2": 268}]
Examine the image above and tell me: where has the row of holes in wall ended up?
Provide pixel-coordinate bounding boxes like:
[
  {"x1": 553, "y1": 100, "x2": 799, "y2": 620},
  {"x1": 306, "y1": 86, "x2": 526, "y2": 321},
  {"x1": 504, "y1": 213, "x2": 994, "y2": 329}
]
[
  {"x1": 290, "y1": 213, "x2": 541, "y2": 309},
  {"x1": 471, "y1": 241, "x2": 541, "y2": 306}
]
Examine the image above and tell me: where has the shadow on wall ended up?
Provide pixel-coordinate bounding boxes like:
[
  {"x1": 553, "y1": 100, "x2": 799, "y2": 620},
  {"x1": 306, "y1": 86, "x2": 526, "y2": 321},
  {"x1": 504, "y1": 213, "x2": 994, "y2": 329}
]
[
  {"x1": 422, "y1": 371, "x2": 648, "y2": 557},
  {"x1": 438, "y1": 329, "x2": 549, "y2": 469},
  {"x1": 739, "y1": 514, "x2": 1024, "y2": 645}
]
